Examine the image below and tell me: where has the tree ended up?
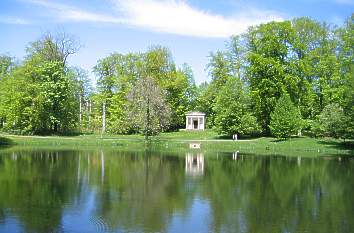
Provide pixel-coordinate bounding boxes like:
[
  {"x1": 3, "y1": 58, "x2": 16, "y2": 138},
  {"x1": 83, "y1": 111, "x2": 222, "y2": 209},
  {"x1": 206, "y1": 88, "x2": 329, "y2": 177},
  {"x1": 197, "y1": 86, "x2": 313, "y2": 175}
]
[
  {"x1": 198, "y1": 51, "x2": 232, "y2": 127},
  {"x1": 181, "y1": 63, "x2": 198, "y2": 109},
  {"x1": 26, "y1": 31, "x2": 80, "y2": 66},
  {"x1": 93, "y1": 53, "x2": 141, "y2": 134},
  {"x1": 343, "y1": 71, "x2": 354, "y2": 139},
  {"x1": 0, "y1": 55, "x2": 17, "y2": 129},
  {"x1": 312, "y1": 103, "x2": 346, "y2": 138},
  {"x1": 26, "y1": 61, "x2": 78, "y2": 134},
  {"x1": 338, "y1": 14, "x2": 354, "y2": 139},
  {"x1": 68, "y1": 67, "x2": 92, "y2": 130},
  {"x1": 144, "y1": 47, "x2": 192, "y2": 130},
  {"x1": 127, "y1": 76, "x2": 171, "y2": 140},
  {"x1": 246, "y1": 21, "x2": 298, "y2": 134},
  {"x1": 291, "y1": 17, "x2": 325, "y2": 119},
  {"x1": 270, "y1": 94, "x2": 302, "y2": 139},
  {"x1": 0, "y1": 55, "x2": 16, "y2": 80},
  {"x1": 0, "y1": 32, "x2": 81, "y2": 135},
  {"x1": 93, "y1": 47, "x2": 195, "y2": 132},
  {"x1": 213, "y1": 77, "x2": 260, "y2": 136}
]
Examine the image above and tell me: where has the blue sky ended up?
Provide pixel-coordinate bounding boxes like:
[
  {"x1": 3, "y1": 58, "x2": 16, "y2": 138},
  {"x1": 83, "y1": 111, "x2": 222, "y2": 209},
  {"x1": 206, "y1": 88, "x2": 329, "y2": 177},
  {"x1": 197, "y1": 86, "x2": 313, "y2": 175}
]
[{"x1": 0, "y1": 0, "x2": 353, "y2": 84}]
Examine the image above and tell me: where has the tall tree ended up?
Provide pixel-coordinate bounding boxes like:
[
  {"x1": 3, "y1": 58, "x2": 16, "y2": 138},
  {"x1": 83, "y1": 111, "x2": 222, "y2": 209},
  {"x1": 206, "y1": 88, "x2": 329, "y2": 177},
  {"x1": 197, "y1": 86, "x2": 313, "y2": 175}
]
[
  {"x1": 199, "y1": 51, "x2": 232, "y2": 127},
  {"x1": 0, "y1": 55, "x2": 17, "y2": 129},
  {"x1": 127, "y1": 76, "x2": 171, "y2": 139},
  {"x1": 338, "y1": 14, "x2": 354, "y2": 138},
  {"x1": 67, "y1": 67, "x2": 92, "y2": 130},
  {"x1": 0, "y1": 32, "x2": 81, "y2": 134},
  {"x1": 246, "y1": 21, "x2": 297, "y2": 134},
  {"x1": 26, "y1": 31, "x2": 80, "y2": 66}
]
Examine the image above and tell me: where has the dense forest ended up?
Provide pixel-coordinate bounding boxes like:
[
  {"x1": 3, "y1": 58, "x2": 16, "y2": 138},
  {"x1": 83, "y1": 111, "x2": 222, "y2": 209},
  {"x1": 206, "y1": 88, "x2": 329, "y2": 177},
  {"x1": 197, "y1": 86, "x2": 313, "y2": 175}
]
[{"x1": 0, "y1": 15, "x2": 353, "y2": 139}]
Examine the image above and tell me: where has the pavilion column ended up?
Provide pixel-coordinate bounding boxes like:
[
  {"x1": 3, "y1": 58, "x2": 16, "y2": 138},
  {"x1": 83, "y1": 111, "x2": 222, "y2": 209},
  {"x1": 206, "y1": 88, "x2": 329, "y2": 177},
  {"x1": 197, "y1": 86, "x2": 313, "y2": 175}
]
[
  {"x1": 186, "y1": 117, "x2": 189, "y2": 129},
  {"x1": 197, "y1": 117, "x2": 200, "y2": 130}
]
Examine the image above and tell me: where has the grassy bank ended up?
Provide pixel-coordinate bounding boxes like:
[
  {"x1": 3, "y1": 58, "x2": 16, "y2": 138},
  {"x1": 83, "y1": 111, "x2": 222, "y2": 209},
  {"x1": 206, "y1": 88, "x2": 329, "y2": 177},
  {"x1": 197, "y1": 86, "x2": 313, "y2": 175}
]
[{"x1": 0, "y1": 131, "x2": 353, "y2": 157}]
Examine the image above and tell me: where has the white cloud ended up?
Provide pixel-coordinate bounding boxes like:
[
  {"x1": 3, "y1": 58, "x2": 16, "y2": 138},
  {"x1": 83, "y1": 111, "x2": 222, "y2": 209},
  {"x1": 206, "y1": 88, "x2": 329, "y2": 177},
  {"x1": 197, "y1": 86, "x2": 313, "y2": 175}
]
[
  {"x1": 0, "y1": 16, "x2": 31, "y2": 25},
  {"x1": 22, "y1": 0, "x2": 285, "y2": 38},
  {"x1": 21, "y1": 0, "x2": 123, "y2": 23},
  {"x1": 113, "y1": 0, "x2": 284, "y2": 38}
]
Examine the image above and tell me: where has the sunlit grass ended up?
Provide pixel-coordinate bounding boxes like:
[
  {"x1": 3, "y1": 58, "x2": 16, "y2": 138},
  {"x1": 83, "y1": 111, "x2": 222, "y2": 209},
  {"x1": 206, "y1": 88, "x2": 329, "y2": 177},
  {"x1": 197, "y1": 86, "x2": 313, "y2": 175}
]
[{"x1": 0, "y1": 131, "x2": 353, "y2": 157}]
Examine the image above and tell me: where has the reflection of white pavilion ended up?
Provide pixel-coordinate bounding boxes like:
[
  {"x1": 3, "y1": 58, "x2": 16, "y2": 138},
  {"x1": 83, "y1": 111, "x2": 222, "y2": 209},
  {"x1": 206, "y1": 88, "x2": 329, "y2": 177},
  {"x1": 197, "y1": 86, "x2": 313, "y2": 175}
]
[{"x1": 185, "y1": 153, "x2": 204, "y2": 176}]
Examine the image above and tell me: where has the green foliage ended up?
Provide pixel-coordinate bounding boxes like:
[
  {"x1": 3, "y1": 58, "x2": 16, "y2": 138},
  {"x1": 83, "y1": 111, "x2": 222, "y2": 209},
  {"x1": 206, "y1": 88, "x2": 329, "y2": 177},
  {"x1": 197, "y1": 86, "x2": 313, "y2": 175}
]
[
  {"x1": 0, "y1": 55, "x2": 18, "y2": 129},
  {"x1": 0, "y1": 33, "x2": 81, "y2": 135},
  {"x1": 197, "y1": 51, "x2": 235, "y2": 127},
  {"x1": 32, "y1": 61, "x2": 78, "y2": 133},
  {"x1": 246, "y1": 21, "x2": 299, "y2": 133},
  {"x1": 270, "y1": 94, "x2": 302, "y2": 139},
  {"x1": 339, "y1": 14, "x2": 354, "y2": 139},
  {"x1": 93, "y1": 47, "x2": 196, "y2": 133},
  {"x1": 127, "y1": 76, "x2": 171, "y2": 139},
  {"x1": 203, "y1": 16, "x2": 352, "y2": 138},
  {"x1": 93, "y1": 53, "x2": 139, "y2": 133},
  {"x1": 213, "y1": 77, "x2": 260, "y2": 136},
  {"x1": 1, "y1": 15, "x2": 353, "y2": 138},
  {"x1": 0, "y1": 54, "x2": 16, "y2": 80},
  {"x1": 343, "y1": 84, "x2": 354, "y2": 139},
  {"x1": 313, "y1": 103, "x2": 346, "y2": 138}
]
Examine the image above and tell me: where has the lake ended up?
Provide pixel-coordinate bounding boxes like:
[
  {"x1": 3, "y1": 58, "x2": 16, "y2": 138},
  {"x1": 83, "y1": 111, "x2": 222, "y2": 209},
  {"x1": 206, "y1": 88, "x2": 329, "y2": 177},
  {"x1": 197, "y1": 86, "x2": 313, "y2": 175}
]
[{"x1": 0, "y1": 147, "x2": 353, "y2": 233}]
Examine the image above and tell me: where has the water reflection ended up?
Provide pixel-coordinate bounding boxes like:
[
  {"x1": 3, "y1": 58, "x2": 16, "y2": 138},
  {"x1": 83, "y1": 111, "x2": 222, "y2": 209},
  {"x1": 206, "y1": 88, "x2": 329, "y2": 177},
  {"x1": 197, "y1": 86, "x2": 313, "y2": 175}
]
[
  {"x1": 185, "y1": 152, "x2": 204, "y2": 176},
  {"x1": 232, "y1": 151, "x2": 240, "y2": 160},
  {"x1": 189, "y1": 143, "x2": 201, "y2": 149},
  {"x1": 0, "y1": 149, "x2": 353, "y2": 233}
]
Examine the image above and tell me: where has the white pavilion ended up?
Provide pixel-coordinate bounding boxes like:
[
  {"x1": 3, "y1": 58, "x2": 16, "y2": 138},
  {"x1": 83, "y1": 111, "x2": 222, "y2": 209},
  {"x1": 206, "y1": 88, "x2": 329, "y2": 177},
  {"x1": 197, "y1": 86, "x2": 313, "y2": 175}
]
[{"x1": 185, "y1": 111, "x2": 205, "y2": 130}]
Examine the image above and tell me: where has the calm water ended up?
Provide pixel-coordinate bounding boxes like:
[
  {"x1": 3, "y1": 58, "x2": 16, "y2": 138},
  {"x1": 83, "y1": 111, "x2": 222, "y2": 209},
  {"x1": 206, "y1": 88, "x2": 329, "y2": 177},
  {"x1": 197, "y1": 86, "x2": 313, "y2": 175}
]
[{"x1": 0, "y1": 147, "x2": 353, "y2": 233}]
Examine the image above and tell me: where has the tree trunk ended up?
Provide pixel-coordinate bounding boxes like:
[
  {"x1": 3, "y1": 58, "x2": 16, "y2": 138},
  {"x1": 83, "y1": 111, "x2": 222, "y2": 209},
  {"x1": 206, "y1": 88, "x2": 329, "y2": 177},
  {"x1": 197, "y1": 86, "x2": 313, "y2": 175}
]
[
  {"x1": 88, "y1": 100, "x2": 91, "y2": 129},
  {"x1": 54, "y1": 122, "x2": 58, "y2": 133},
  {"x1": 79, "y1": 95, "x2": 82, "y2": 127},
  {"x1": 145, "y1": 97, "x2": 150, "y2": 140},
  {"x1": 102, "y1": 101, "x2": 106, "y2": 136}
]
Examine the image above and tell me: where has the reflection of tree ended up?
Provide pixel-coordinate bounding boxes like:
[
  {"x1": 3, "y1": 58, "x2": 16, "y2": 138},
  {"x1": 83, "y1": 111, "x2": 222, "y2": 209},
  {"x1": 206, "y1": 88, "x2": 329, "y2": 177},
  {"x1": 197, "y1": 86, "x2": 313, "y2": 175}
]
[
  {"x1": 199, "y1": 155, "x2": 263, "y2": 232},
  {"x1": 0, "y1": 150, "x2": 80, "y2": 233},
  {"x1": 86, "y1": 151, "x2": 194, "y2": 233},
  {"x1": 199, "y1": 155, "x2": 354, "y2": 233},
  {"x1": 0, "y1": 149, "x2": 353, "y2": 233}
]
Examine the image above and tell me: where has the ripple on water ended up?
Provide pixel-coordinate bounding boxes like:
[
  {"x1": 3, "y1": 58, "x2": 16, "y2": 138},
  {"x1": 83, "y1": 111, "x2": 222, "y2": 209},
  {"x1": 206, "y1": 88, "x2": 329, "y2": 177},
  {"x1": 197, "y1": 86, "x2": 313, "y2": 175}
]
[{"x1": 89, "y1": 216, "x2": 111, "y2": 233}]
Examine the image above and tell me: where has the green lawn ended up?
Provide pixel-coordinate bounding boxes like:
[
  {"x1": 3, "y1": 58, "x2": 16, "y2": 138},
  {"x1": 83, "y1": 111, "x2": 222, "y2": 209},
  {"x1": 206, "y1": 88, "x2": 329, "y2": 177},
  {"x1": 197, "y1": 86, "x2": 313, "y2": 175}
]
[
  {"x1": 0, "y1": 130, "x2": 353, "y2": 157},
  {"x1": 156, "y1": 129, "x2": 221, "y2": 140}
]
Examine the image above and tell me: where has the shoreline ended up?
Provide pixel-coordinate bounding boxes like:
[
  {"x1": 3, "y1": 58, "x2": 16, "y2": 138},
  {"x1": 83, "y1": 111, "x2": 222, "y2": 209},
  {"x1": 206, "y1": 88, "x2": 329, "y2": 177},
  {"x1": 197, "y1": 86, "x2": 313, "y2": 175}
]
[{"x1": 1, "y1": 133, "x2": 353, "y2": 157}]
